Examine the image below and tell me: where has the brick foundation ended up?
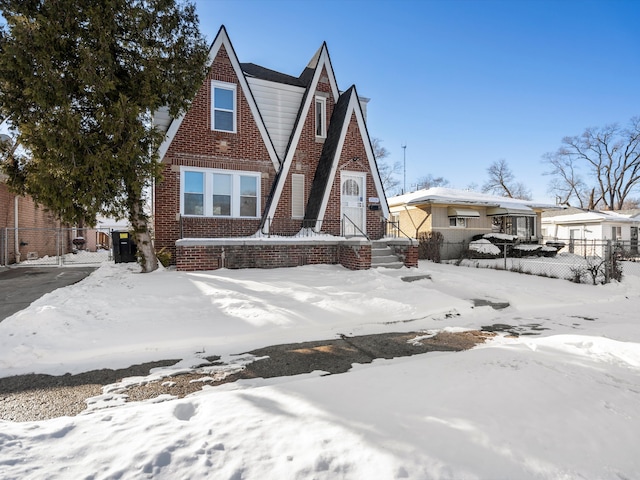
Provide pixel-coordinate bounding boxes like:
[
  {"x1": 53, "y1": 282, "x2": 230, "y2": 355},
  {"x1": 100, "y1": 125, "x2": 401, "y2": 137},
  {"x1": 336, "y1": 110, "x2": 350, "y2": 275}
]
[
  {"x1": 176, "y1": 238, "x2": 374, "y2": 271},
  {"x1": 387, "y1": 238, "x2": 419, "y2": 268}
]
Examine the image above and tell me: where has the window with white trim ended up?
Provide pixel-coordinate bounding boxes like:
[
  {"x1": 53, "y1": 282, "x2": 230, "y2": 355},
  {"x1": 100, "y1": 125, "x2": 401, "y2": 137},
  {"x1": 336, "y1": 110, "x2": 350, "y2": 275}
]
[
  {"x1": 183, "y1": 171, "x2": 205, "y2": 215},
  {"x1": 180, "y1": 167, "x2": 260, "y2": 218},
  {"x1": 211, "y1": 81, "x2": 236, "y2": 132},
  {"x1": 612, "y1": 226, "x2": 622, "y2": 241},
  {"x1": 291, "y1": 174, "x2": 305, "y2": 218},
  {"x1": 449, "y1": 217, "x2": 467, "y2": 228},
  {"x1": 315, "y1": 96, "x2": 326, "y2": 138}
]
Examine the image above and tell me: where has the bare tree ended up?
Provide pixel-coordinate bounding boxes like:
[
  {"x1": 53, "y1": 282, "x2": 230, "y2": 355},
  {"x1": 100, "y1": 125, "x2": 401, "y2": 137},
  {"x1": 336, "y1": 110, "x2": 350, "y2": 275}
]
[
  {"x1": 371, "y1": 138, "x2": 401, "y2": 195},
  {"x1": 415, "y1": 174, "x2": 450, "y2": 190},
  {"x1": 482, "y1": 159, "x2": 532, "y2": 200},
  {"x1": 543, "y1": 117, "x2": 640, "y2": 210}
]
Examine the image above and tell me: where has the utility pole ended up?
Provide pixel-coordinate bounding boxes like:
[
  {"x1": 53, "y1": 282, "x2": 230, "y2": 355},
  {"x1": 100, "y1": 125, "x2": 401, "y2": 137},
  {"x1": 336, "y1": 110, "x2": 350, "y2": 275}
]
[{"x1": 401, "y1": 143, "x2": 407, "y2": 194}]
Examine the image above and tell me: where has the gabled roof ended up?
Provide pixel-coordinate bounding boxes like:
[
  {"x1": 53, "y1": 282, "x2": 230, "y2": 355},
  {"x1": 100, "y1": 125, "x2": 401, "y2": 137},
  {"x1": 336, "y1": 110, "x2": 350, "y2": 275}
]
[
  {"x1": 156, "y1": 26, "x2": 279, "y2": 170},
  {"x1": 262, "y1": 42, "x2": 341, "y2": 226},
  {"x1": 542, "y1": 208, "x2": 640, "y2": 225},
  {"x1": 241, "y1": 63, "x2": 306, "y2": 87},
  {"x1": 304, "y1": 87, "x2": 353, "y2": 222},
  {"x1": 305, "y1": 86, "x2": 389, "y2": 228},
  {"x1": 389, "y1": 187, "x2": 557, "y2": 211}
]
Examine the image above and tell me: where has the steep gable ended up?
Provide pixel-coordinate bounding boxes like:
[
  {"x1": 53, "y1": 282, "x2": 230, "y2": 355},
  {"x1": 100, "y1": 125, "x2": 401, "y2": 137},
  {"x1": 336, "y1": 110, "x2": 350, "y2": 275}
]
[
  {"x1": 305, "y1": 86, "x2": 388, "y2": 229},
  {"x1": 156, "y1": 26, "x2": 279, "y2": 170},
  {"x1": 262, "y1": 43, "x2": 340, "y2": 228}
]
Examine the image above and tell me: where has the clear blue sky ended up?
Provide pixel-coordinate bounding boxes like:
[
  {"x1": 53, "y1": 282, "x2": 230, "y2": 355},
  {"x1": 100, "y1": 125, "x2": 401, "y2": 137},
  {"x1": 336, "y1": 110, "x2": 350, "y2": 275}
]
[{"x1": 194, "y1": 0, "x2": 639, "y2": 202}]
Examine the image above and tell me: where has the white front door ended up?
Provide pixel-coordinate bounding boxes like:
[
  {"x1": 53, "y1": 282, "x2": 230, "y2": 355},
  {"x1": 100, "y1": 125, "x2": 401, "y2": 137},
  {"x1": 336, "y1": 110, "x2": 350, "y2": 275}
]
[{"x1": 341, "y1": 172, "x2": 366, "y2": 236}]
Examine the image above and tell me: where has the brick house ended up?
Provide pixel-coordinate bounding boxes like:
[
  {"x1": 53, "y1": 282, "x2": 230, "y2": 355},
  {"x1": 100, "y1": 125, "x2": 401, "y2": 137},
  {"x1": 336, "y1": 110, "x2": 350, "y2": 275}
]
[
  {"x1": 153, "y1": 26, "x2": 417, "y2": 271},
  {"x1": 0, "y1": 177, "x2": 63, "y2": 265}
]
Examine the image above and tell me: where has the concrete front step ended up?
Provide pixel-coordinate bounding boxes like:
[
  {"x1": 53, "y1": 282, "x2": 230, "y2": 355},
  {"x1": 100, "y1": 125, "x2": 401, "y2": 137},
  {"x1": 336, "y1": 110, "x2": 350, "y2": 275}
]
[
  {"x1": 372, "y1": 261, "x2": 404, "y2": 269},
  {"x1": 371, "y1": 243, "x2": 404, "y2": 268}
]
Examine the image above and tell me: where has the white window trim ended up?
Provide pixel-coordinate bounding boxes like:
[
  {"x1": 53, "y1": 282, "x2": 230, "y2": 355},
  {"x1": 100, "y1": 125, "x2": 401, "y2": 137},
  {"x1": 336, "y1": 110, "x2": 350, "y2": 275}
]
[
  {"x1": 211, "y1": 80, "x2": 237, "y2": 133},
  {"x1": 449, "y1": 217, "x2": 467, "y2": 228},
  {"x1": 315, "y1": 96, "x2": 326, "y2": 138},
  {"x1": 180, "y1": 166, "x2": 260, "y2": 218}
]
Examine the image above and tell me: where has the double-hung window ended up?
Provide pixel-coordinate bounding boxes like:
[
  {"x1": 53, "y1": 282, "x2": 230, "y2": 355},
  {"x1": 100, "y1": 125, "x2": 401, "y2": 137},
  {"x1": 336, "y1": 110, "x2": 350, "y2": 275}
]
[
  {"x1": 315, "y1": 96, "x2": 326, "y2": 138},
  {"x1": 211, "y1": 80, "x2": 236, "y2": 132},
  {"x1": 212, "y1": 173, "x2": 232, "y2": 216},
  {"x1": 181, "y1": 167, "x2": 260, "y2": 218},
  {"x1": 183, "y1": 171, "x2": 205, "y2": 215},
  {"x1": 612, "y1": 226, "x2": 622, "y2": 242}
]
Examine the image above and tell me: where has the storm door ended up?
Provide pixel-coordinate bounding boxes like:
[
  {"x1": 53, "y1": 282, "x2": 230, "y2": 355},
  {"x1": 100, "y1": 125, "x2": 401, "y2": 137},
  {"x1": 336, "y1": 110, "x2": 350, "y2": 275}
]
[{"x1": 341, "y1": 172, "x2": 366, "y2": 236}]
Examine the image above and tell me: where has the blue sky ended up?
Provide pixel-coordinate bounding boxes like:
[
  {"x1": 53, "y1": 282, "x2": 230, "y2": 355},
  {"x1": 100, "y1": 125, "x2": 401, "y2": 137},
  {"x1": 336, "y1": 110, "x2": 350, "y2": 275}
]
[{"x1": 194, "y1": 0, "x2": 640, "y2": 202}]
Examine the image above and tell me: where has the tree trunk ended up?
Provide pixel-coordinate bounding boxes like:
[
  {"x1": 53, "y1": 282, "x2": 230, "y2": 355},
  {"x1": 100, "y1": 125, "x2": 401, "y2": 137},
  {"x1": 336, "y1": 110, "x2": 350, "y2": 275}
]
[{"x1": 129, "y1": 192, "x2": 158, "y2": 273}]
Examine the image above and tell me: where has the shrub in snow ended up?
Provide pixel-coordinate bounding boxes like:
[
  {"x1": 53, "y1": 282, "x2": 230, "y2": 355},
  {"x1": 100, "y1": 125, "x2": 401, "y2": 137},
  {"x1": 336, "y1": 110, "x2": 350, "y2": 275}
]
[
  {"x1": 482, "y1": 233, "x2": 517, "y2": 256},
  {"x1": 512, "y1": 244, "x2": 542, "y2": 257},
  {"x1": 468, "y1": 239, "x2": 501, "y2": 259},
  {"x1": 418, "y1": 231, "x2": 444, "y2": 262},
  {"x1": 483, "y1": 233, "x2": 518, "y2": 243}
]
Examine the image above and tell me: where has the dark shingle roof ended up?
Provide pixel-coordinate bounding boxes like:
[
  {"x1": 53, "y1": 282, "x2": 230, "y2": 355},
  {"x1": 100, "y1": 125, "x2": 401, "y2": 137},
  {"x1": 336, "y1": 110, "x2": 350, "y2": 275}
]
[
  {"x1": 304, "y1": 86, "x2": 355, "y2": 221},
  {"x1": 240, "y1": 63, "x2": 305, "y2": 87}
]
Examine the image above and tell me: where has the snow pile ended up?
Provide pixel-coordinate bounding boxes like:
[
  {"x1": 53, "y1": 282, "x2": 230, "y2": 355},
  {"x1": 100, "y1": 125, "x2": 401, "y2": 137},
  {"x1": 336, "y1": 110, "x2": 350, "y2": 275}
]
[
  {"x1": 468, "y1": 238, "x2": 501, "y2": 256},
  {"x1": 1, "y1": 261, "x2": 640, "y2": 479}
]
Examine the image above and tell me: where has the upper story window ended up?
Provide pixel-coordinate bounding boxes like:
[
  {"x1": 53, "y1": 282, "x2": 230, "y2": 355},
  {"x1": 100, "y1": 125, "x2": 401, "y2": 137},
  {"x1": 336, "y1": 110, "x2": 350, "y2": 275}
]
[
  {"x1": 181, "y1": 167, "x2": 260, "y2": 218},
  {"x1": 315, "y1": 96, "x2": 326, "y2": 138},
  {"x1": 211, "y1": 80, "x2": 236, "y2": 133}
]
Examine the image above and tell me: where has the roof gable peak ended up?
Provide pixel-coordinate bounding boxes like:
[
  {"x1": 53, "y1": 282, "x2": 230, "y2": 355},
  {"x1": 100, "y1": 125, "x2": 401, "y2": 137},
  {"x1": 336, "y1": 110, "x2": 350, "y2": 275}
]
[{"x1": 157, "y1": 25, "x2": 279, "y2": 168}]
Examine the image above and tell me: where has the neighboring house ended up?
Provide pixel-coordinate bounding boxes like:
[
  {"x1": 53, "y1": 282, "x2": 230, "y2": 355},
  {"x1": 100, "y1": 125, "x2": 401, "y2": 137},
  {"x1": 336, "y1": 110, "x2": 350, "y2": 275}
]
[
  {"x1": 0, "y1": 176, "x2": 63, "y2": 265},
  {"x1": 542, "y1": 207, "x2": 640, "y2": 257},
  {"x1": 388, "y1": 187, "x2": 557, "y2": 259},
  {"x1": 153, "y1": 26, "x2": 416, "y2": 271}
]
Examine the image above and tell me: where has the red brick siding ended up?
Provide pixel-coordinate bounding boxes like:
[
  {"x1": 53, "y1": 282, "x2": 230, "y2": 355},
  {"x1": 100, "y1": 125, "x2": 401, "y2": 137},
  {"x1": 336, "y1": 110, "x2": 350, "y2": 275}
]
[
  {"x1": 338, "y1": 244, "x2": 371, "y2": 270},
  {"x1": 273, "y1": 65, "x2": 335, "y2": 233},
  {"x1": 320, "y1": 112, "x2": 384, "y2": 239},
  {"x1": 0, "y1": 183, "x2": 62, "y2": 264},
  {"x1": 395, "y1": 243, "x2": 419, "y2": 268},
  {"x1": 176, "y1": 244, "x2": 341, "y2": 271},
  {"x1": 154, "y1": 44, "x2": 278, "y2": 262}
]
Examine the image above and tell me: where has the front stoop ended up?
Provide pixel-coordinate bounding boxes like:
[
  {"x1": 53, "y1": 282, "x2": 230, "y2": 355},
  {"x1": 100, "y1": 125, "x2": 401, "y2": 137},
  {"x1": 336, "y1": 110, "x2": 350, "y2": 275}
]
[{"x1": 371, "y1": 240, "x2": 404, "y2": 269}]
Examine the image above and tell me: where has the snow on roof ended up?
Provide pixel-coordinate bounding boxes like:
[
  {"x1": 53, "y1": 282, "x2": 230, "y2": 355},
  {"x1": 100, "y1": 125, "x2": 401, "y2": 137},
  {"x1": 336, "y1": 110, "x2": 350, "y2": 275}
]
[
  {"x1": 388, "y1": 187, "x2": 557, "y2": 210},
  {"x1": 542, "y1": 210, "x2": 640, "y2": 225}
]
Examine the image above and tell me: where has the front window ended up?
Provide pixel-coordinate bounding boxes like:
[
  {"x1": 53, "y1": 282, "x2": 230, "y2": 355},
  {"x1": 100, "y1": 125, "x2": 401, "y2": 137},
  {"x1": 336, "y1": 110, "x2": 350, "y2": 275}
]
[
  {"x1": 211, "y1": 81, "x2": 236, "y2": 132},
  {"x1": 212, "y1": 173, "x2": 232, "y2": 216},
  {"x1": 184, "y1": 171, "x2": 204, "y2": 215},
  {"x1": 181, "y1": 168, "x2": 260, "y2": 218},
  {"x1": 240, "y1": 176, "x2": 258, "y2": 217},
  {"x1": 492, "y1": 216, "x2": 535, "y2": 238},
  {"x1": 449, "y1": 217, "x2": 467, "y2": 228}
]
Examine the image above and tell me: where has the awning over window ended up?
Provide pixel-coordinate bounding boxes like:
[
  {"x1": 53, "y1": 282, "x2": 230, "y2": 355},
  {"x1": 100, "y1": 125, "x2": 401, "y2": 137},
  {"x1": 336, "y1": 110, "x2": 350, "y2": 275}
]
[
  {"x1": 447, "y1": 207, "x2": 480, "y2": 218},
  {"x1": 486, "y1": 206, "x2": 536, "y2": 217}
]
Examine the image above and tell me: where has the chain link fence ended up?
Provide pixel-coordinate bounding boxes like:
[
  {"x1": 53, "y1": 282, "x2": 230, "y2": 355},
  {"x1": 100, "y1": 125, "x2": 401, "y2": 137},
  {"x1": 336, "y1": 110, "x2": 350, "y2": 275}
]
[
  {"x1": 1, "y1": 227, "x2": 113, "y2": 266},
  {"x1": 418, "y1": 235, "x2": 631, "y2": 284}
]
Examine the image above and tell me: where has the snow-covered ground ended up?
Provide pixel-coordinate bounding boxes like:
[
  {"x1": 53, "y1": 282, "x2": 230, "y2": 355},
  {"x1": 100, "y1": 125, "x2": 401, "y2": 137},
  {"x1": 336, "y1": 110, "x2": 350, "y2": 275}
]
[{"x1": 1, "y1": 260, "x2": 640, "y2": 479}]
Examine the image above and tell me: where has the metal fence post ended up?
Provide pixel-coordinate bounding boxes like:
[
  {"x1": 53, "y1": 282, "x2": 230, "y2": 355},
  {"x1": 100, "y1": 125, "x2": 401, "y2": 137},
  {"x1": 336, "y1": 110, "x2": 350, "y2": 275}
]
[
  {"x1": 57, "y1": 228, "x2": 61, "y2": 266},
  {"x1": 605, "y1": 239, "x2": 611, "y2": 284},
  {"x1": 503, "y1": 242, "x2": 507, "y2": 270},
  {"x1": 1, "y1": 227, "x2": 5, "y2": 266}
]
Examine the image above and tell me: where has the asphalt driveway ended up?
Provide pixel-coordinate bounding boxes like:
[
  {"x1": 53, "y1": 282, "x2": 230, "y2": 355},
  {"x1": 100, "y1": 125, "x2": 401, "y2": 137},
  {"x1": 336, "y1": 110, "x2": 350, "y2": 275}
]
[{"x1": 0, "y1": 267, "x2": 97, "y2": 322}]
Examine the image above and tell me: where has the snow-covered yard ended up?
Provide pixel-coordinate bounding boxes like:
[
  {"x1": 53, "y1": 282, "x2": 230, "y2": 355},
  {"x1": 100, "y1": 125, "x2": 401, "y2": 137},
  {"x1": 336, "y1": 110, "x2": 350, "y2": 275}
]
[{"x1": 1, "y1": 260, "x2": 639, "y2": 479}]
